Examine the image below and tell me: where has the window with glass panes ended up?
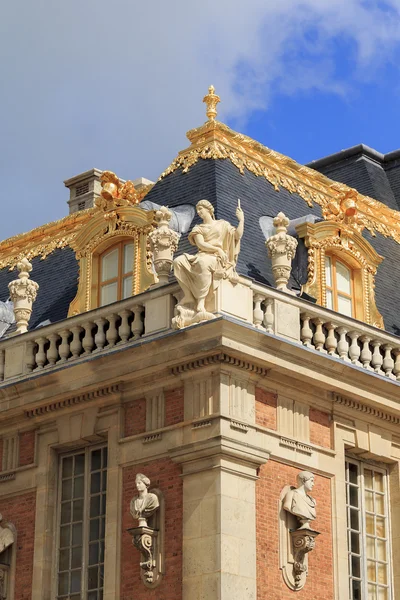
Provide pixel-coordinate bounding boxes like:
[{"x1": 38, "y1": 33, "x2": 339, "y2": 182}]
[
  {"x1": 99, "y1": 241, "x2": 134, "y2": 306},
  {"x1": 345, "y1": 459, "x2": 392, "y2": 600},
  {"x1": 57, "y1": 446, "x2": 107, "y2": 600},
  {"x1": 325, "y1": 255, "x2": 355, "y2": 317}
]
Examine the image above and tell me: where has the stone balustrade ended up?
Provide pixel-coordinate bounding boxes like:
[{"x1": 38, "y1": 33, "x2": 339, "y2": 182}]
[
  {"x1": 0, "y1": 277, "x2": 399, "y2": 384},
  {"x1": 0, "y1": 284, "x2": 179, "y2": 383}
]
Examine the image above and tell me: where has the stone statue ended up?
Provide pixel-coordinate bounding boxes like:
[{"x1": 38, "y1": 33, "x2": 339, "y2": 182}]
[
  {"x1": 172, "y1": 199, "x2": 244, "y2": 328},
  {"x1": 0, "y1": 514, "x2": 15, "y2": 600},
  {"x1": 130, "y1": 473, "x2": 159, "y2": 527},
  {"x1": 282, "y1": 471, "x2": 316, "y2": 529}
]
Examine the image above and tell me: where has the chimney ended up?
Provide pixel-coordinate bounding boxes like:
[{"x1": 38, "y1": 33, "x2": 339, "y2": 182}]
[{"x1": 64, "y1": 169, "x2": 103, "y2": 214}]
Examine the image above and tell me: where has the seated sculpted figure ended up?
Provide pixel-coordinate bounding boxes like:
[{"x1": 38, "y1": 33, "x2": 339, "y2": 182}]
[
  {"x1": 282, "y1": 471, "x2": 316, "y2": 529},
  {"x1": 173, "y1": 199, "x2": 244, "y2": 316},
  {"x1": 130, "y1": 473, "x2": 159, "y2": 527}
]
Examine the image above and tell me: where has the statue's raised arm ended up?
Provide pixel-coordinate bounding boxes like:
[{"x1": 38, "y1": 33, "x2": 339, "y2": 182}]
[{"x1": 172, "y1": 199, "x2": 244, "y2": 328}]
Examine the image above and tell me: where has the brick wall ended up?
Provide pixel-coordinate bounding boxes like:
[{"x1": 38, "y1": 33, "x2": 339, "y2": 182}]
[
  {"x1": 165, "y1": 387, "x2": 184, "y2": 427},
  {"x1": 121, "y1": 458, "x2": 183, "y2": 600},
  {"x1": 18, "y1": 430, "x2": 36, "y2": 467},
  {"x1": 255, "y1": 387, "x2": 277, "y2": 430},
  {"x1": 124, "y1": 398, "x2": 146, "y2": 437},
  {"x1": 256, "y1": 460, "x2": 333, "y2": 600},
  {"x1": 309, "y1": 408, "x2": 332, "y2": 448},
  {"x1": 2, "y1": 490, "x2": 36, "y2": 599}
]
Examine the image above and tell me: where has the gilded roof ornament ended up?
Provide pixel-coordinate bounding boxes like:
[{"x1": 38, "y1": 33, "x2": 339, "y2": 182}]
[
  {"x1": 203, "y1": 85, "x2": 220, "y2": 121},
  {"x1": 160, "y1": 117, "x2": 400, "y2": 245}
]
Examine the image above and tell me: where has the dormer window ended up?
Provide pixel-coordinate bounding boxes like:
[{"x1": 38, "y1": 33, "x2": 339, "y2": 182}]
[
  {"x1": 325, "y1": 255, "x2": 354, "y2": 317},
  {"x1": 99, "y1": 242, "x2": 134, "y2": 306}
]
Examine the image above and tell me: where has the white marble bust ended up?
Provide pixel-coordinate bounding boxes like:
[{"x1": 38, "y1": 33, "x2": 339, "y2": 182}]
[
  {"x1": 282, "y1": 471, "x2": 317, "y2": 529},
  {"x1": 130, "y1": 473, "x2": 159, "y2": 527}
]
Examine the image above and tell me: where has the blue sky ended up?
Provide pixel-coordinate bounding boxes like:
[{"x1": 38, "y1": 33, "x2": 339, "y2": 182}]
[{"x1": 1, "y1": 0, "x2": 400, "y2": 242}]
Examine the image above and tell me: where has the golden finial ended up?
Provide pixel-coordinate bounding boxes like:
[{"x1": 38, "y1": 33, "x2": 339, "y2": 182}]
[{"x1": 203, "y1": 85, "x2": 220, "y2": 121}]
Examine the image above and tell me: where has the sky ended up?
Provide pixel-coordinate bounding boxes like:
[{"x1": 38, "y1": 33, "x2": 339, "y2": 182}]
[{"x1": 1, "y1": 0, "x2": 400, "y2": 241}]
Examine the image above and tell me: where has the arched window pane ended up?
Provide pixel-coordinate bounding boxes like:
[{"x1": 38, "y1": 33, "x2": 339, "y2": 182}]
[
  {"x1": 101, "y1": 248, "x2": 119, "y2": 282},
  {"x1": 100, "y1": 282, "x2": 118, "y2": 306},
  {"x1": 325, "y1": 256, "x2": 332, "y2": 287},
  {"x1": 122, "y1": 276, "x2": 132, "y2": 299},
  {"x1": 123, "y1": 243, "x2": 134, "y2": 275},
  {"x1": 326, "y1": 289, "x2": 333, "y2": 309},
  {"x1": 336, "y1": 260, "x2": 352, "y2": 294},
  {"x1": 338, "y1": 294, "x2": 352, "y2": 317}
]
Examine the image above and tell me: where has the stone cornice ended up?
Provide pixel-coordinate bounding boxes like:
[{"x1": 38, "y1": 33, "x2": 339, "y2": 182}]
[
  {"x1": 333, "y1": 392, "x2": 400, "y2": 424},
  {"x1": 24, "y1": 383, "x2": 121, "y2": 418},
  {"x1": 170, "y1": 352, "x2": 268, "y2": 377}
]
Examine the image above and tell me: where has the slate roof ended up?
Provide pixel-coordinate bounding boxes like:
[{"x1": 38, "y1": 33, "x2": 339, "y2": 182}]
[
  {"x1": 0, "y1": 248, "x2": 78, "y2": 331},
  {"x1": 307, "y1": 145, "x2": 400, "y2": 211},
  {"x1": 1, "y1": 145, "x2": 400, "y2": 337}
]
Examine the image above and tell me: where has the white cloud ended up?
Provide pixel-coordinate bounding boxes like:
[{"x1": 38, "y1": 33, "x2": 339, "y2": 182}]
[{"x1": 0, "y1": 0, "x2": 400, "y2": 239}]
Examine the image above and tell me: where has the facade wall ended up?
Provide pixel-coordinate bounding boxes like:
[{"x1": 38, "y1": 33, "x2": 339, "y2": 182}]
[
  {"x1": 18, "y1": 430, "x2": 36, "y2": 467},
  {"x1": 165, "y1": 387, "x2": 184, "y2": 427},
  {"x1": 124, "y1": 398, "x2": 146, "y2": 436},
  {"x1": 2, "y1": 490, "x2": 36, "y2": 599},
  {"x1": 255, "y1": 387, "x2": 277, "y2": 430},
  {"x1": 121, "y1": 458, "x2": 183, "y2": 600},
  {"x1": 256, "y1": 460, "x2": 334, "y2": 600},
  {"x1": 309, "y1": 408, "x2": 332, "y2": 448}
]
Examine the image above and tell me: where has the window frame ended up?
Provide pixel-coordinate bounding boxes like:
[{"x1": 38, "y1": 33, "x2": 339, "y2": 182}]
[
  {"x1": 97, "y1": 240, "x2": 134, "y2": 307},
  {"x1": 345, "y1": 456, "x2": 393, "y2": 600},
  {"x1": 55, "y1": 444, "x2": 108, "y2": 600},
  {"x1": 325, "y1": 254, "x2": 356, "y2": 318}
]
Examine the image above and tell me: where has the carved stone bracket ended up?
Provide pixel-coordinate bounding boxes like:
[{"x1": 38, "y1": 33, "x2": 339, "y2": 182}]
[
  {"x1": 290, "y1": 528, "x2": 320, "y2": 589},
  {"x1": 128, "y1": 526, "x2": 159, "y2": 585}
]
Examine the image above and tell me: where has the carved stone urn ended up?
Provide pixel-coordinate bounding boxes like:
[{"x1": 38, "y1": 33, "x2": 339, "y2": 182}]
[
  {"x1": 265, "y1": 212, "x2": 298, "y2": 292},
  {"x1": 8, "y1": 258, "x2": 39, "y2": 334},
  {"x1": 149, "y1": 207, "x2": 180, "y2": 285}
]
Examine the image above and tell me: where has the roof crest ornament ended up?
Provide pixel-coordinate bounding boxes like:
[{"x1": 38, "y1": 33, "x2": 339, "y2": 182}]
[
  {"x1": 203, "y1": 85, "x2": 220, "y2": 122},
  {"x1": 159, "y1": 89, "x2": 400, "y2": 245}
]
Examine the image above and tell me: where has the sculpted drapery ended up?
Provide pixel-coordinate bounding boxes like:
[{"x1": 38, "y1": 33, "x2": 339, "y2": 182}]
[{"x1": 173, "y1": 199, "x2": 244, "y2": 321}]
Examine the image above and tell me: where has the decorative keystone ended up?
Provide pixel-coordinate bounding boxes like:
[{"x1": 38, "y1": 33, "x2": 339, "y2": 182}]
[
  {"x1": 265, "y1": 212, "x2": 298, "y2": 292},
  {"x1": 8, "y1": 258, "x2": 39, "y2": 334},
  {"x1": 149, "y1": 207, "x2": 181, "y2": 285}
]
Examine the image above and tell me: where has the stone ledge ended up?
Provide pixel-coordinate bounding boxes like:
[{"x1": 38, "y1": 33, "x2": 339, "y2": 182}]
[
  {"x1": 170, "y1": 352, "x2": 268, "y2": 377},
  {"x1": 333, "y1": 392, "x2": 400, "y2": 424}
]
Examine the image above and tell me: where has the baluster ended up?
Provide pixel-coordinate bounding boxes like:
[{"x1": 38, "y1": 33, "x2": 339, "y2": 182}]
[
  {"x1": 325, "y1": 323, "x2": 337, "y2": 355},
  {"x1": 82, "y1": 322, "x2": 95, "y2": 355},
  {"x1": 35, "y1": 337, "x2": 47, "y2": 369},
  {"x1": 25, "y1": 341, "x2": 36, "y2": 373},
  {"x1": 300, "y1": 313, "x2": 313, "y2": 347},
  {"x1": 131, "y1": 305, "x2": 144, "y2": 340},
  {"x1": 348, "y1": 331, "x2": 361, "y2": 365},
  {"x1": 58, "y1": 330, "x2": 71, "y2": 362},
  {"x1": 371, "y1": 341, "x2": 384, "y2": 374},
  {"x1": 359, "y1": 336, "x2": 372, "y2": 370},
  {"x1": 106, "y1": 314, "x2": 118, "y2": 348},
  {"x1": 312, "y1": 318, "x2": 326, "y2": 352},
  {"x1": 118, "y1": 309, "x2": 131, "y2": 343},
  {"x1": 0, "y1": 349, "x2": 4, "y2": 381},
  {"x1": 382, "y1": 345, "x2": 395, "y2": 379},
  {"x1": 393, "y1": 349, "x2": 400, "y2": 381},
  {"x1": 94, "y1": 318, "x2": 107, "y2": 351},
  {"x1": 47, "y1": 333, "x2": 60, "y2": 366},
  {"x1": 70, "y1": 326, "x2": 83, "y2": 358},
  {"x1": 336, "y1": 327, "x2": 350, "y2": 362},
  {"x1": 263, "y1": 298, "x2": 274, "y2": 334},
  {"x1": 253, "y1": 294, "x2": 264, "y2": 329}
]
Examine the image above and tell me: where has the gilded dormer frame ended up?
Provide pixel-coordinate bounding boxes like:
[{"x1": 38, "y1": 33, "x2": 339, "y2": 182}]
[
  {"x1": 68, "y1": 205, "x2": 156, "y2": 316},
  {"x1": 296, "y1": 221, "x2": 384, "y2": 328}
]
